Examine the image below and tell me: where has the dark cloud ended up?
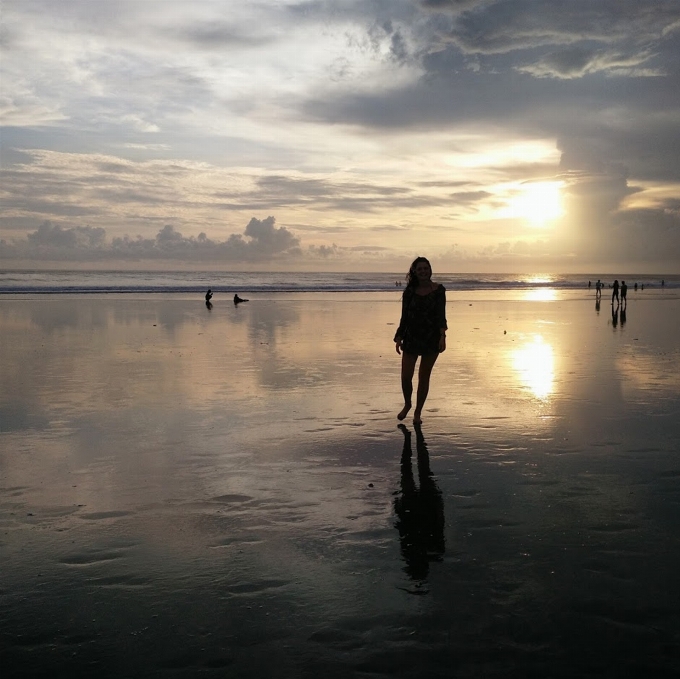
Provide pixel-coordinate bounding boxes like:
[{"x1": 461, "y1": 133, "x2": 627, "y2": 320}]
[
  {"x1": 165, "y1": 22, "x2": 275, "y2": 49},
  {"x1": 418, "y1": 0, "x2": 484, "y2": 10},
  {"x1": 27, "y1": 221, "x2": 106, "y2": 249},
  {"x1": 434, "y1": 1, "x2": 680, "y2": 56},
  {"x1": 1, "y1": 218, "x2": 302, "y2": 263},
  {"x1": 450, "y1": 190, "x2": 492, "y2": 203}
]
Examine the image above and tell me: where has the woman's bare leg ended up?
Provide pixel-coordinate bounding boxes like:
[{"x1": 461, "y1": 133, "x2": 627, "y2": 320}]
[
  {"x1": 413, "y1": 352, "x2": 439, "y2": 424},
  {"x1": 398, "y1": 352, "x2": 418, "y2": 420}
]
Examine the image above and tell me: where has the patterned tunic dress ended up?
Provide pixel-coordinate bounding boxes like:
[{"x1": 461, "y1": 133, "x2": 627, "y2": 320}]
[{"x1": 394, "y1": 284, "x2": 447, "y2": 356}]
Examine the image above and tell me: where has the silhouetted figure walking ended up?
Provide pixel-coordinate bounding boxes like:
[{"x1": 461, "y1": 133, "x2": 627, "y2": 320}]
[
  {"x1": 612, "y1": 279, "x2": 620, "y2": 305},
  {"x1": 394, "y1": 257, "x2": 447, "y2": 425},
  {"x1": 595, "y1": 279, "x2": 602, "y2": 298},
  {"x1": 621, "y1": 280, "x2": 627, "y2": 308},
  {"x1": 205, "y1": 289, "x2": 213, "y2": 302},
  {"x1": 394, "y1": 424, "x2": 445, "y2": 581}
]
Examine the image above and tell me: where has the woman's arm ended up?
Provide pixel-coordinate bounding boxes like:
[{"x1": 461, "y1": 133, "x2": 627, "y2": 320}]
[
  {"x1": 437, "y1": 286, "x2": 447, "y2": 352},
  {"x1": 393, "y1": 289, "x2": 410, "y2": 341},
  {"x1": 394, "y1": 289, "x2": 411, "y2": 353}
]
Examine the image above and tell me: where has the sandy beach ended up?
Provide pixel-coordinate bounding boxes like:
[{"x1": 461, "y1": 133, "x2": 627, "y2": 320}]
[{"x1": 1, "y1": 290, "x2": 679, "y2": 677}]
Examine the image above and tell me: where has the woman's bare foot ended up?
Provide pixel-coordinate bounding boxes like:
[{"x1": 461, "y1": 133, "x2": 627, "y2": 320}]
[
  {"x1": 413, "y1": 411, "x2": 423, "y2": 425},
  {"x1": 397, "y1": 403, "x2": 412, "y2": 421}
]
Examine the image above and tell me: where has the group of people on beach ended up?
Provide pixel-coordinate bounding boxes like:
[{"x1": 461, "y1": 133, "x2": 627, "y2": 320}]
[
  {"x1": 204, "y1": 289, "x2": 248, "y2": 310},
  {"x1": 592, "y1": 279, "x2": 629, "y2": 307}
]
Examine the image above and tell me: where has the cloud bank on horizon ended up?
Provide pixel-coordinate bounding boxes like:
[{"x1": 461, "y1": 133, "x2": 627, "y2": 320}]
[{"x1": 1, "y1": 0, "x2": 679, "y2": 272}]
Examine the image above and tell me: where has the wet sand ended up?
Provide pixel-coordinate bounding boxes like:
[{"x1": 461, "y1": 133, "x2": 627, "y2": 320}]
[{"x1": 1, "y1": 291, "x2": 679, "y2": 677}]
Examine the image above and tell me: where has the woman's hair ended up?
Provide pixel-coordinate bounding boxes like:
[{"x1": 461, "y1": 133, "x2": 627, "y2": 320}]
[{"x1": 405, "y1": 257, "x2": 432, "y2": 288}]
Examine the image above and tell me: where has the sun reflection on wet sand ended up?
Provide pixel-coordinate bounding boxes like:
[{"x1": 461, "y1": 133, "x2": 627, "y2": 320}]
[
  {"x1": 523, "y1": 288, "x2": 558, "y2": 302},
  {"x1": 511, "y1": 334, "x2": 555, "y2": 399}
]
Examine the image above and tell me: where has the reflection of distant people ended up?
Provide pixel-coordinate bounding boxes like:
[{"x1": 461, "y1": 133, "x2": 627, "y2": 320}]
[
  {"x1": 595, "y1": 297, "x2": 601, "y2": 314},
  {"x1": 205, "y1": 289, "x2": 213, "y2": 302},
  {"x1": 620, "y1": 305, "x2": 626, "y2": 327},
  {"x1": 394, "y1": 424, "x2": 445, "y2": 581},
  {"x1": 612, "y1": 304, "x2": 619, "y2": 328},
  {"x1": 205, "y1": 300, "x2": 213, "y2": 311},
  {"x1": 621, "y1": 280, "x2": 627, "y2": 307},
  {"x1": 233, "y1": 294, "x2": 249, "y2": 305},
  {"x1": 612, "y1": 279, "x2": 620, "y2": 305}
]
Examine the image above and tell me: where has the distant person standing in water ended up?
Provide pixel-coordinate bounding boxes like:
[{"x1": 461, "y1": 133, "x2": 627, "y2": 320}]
[
  {"x1": 595, "y1": 279, "x2": 602, "y2": 298},
  {"x1": 612, "y1": 279, "x2": 620, "y2": 305},
  {"x1": 621, "y1": 280, "x2": 627, "y2": 307},
  {"x1": 393, "y1": 257, "x2": 447, "y2": 425}
]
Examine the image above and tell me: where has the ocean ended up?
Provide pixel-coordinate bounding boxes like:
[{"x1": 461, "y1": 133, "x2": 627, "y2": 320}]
[{"x1": 0, "y1": 270, "x2": 676, "y2": 294}]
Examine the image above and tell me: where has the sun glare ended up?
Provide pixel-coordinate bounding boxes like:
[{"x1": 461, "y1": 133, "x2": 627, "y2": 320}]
[
  {"x1": 523, "y1": 289, "x2": 558, "y2": 302},
  {"x1": 511, "y1": 335, "x2": 555, "y2": 400},
  {"x1": 507, "y1": 181, "x2": 564, "y2": 227}
]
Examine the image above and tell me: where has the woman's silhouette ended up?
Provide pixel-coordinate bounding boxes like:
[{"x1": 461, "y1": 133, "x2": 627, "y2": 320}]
[{"x1": 393, "y1": 257, "x2": 447, "y2": 425}]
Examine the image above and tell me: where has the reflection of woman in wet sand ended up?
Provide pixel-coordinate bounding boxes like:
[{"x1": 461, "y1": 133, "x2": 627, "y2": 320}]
[
  {"x1": 394, "y1": 257, "x2": 447, "y2": 425},
  {"x1": 394, "y1": 424, "x2": 445, "y2": 581}
]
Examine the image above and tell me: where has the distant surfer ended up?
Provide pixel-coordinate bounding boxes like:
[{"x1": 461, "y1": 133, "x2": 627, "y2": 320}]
[{"x1": 234, "y1": 294, "x2": 249, "y2": 305}]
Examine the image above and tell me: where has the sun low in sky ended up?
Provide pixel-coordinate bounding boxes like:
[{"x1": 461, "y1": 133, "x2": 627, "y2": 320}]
[
  {"x1": 1, "y1": 1, "x2": 679, "y2": 272},
  {"x1": 504, "y1": 181, "x2": 565, "y2": 227}
]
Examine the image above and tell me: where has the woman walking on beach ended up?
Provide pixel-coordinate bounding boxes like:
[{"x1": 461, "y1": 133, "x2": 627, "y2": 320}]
[{"x1": 394, "y1": 257, "x2": 447, "y2": 425}]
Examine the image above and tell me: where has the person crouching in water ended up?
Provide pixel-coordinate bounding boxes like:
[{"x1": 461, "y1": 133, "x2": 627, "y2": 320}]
[{"x1": 393, "y1": 257, "x2": 447, "y2": 425}]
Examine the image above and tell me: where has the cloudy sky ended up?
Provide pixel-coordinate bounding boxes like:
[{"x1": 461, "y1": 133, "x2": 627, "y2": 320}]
[{"x1": 1, "y1": 0, "x2": 679, "y2": 272}]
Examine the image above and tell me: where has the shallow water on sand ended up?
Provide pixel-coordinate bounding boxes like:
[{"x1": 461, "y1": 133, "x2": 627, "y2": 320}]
[{"x1": 1, "y1": 294, "x2": 679, "y2": 677}]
